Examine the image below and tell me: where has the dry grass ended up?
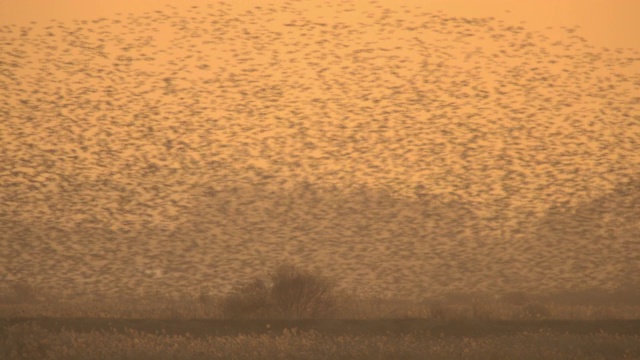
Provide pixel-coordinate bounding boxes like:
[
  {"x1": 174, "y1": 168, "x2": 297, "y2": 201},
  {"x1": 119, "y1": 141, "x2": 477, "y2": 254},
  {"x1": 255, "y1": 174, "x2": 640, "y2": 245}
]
[{"x1": 2, "y1": 322, "x2": 639, "y2": 360}]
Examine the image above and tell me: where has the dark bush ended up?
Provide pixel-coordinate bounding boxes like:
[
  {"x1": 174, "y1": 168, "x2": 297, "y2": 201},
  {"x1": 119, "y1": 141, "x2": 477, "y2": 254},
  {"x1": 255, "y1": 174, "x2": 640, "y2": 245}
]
[
  {"x1": 269, "y1": 262, "x2": 337, "y2": 319},
  {"x1": 219, "y1": 262, "x2": 338, "y2": 319}
]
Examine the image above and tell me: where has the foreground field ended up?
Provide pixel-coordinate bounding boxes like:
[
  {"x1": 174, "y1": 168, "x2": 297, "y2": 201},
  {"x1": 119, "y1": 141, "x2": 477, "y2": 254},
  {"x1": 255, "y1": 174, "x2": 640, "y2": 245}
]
[
  {"x1": 2, "y1": 320, "x2": 640, "y2": 360},
  {"x1": 3, "y1": 274, "x2": 640, "y2": 359},
  {"x1": 3, "y1": 260, "x2": 639, "y2": 360},
  {"x1": 4, "y1": 317, "x2": 640, "y2": 338}
]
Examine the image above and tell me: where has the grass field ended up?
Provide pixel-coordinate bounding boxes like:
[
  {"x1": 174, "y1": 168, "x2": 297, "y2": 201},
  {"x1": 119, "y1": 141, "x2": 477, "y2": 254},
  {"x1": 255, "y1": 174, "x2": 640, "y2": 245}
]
[
  {"x1": 3, "y1": 320, "x2": 640, "y2": 360},
  {"x1": 2, "y1": 279, "x2": 640, "y2": 359}
]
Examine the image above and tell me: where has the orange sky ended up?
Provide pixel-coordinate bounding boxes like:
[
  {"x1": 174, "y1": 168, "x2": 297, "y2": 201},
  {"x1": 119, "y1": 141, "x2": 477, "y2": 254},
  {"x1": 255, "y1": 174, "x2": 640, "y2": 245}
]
[
  {"x1": 2, "y1": 0, "x2": 638, "y2": 213},
  {"x1": 1, "y1": 0, "x2": 638, "y2": 51},
  {"x1": 1, "y1": 0, "x2": 638, "y2": 298}
]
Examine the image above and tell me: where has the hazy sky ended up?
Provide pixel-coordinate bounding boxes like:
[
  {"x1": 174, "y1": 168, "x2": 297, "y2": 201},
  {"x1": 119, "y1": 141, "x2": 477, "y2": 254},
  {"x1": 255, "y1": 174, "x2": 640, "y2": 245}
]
[
  {"x1": 1, "y1": 0, "x2": 638, "y2": 51},
  {"x1": 2, "y1": 0, "x2": 638, "y2": 299},
  {"x1": 2, "y1": 0, "x2": 638, "y2": 210}
]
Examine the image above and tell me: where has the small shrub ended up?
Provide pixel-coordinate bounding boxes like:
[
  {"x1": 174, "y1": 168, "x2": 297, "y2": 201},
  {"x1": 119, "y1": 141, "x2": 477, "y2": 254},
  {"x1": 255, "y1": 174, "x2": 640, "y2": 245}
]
[
  {"x1": 220, "y1": 262, "x2": 338, "y2": 319},
  {"x1": 269, "y1": 262, "x2": 337, "y2": 319}
]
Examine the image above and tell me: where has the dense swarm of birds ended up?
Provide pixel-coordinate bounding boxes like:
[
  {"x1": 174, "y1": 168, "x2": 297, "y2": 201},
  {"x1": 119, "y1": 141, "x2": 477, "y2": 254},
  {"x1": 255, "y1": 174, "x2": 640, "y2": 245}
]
[{"x1": 0, "y1": 1, "x2": 638, "y2": 299}]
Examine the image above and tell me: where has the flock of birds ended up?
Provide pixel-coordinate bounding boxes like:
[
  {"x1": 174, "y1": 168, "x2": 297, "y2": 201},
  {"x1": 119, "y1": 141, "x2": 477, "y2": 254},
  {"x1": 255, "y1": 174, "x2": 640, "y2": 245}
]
[{"x1": 0, "y1": 1, "x2": 638, "y2": 300}]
